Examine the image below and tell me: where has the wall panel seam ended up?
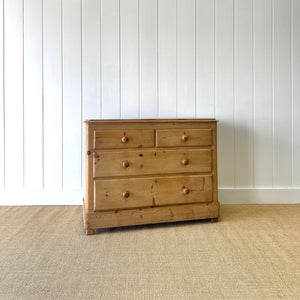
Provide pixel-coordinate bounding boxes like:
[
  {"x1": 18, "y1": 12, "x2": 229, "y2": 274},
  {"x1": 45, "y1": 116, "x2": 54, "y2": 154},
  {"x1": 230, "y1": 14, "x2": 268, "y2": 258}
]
[
  {"x1": 233, "y1": 0, "x2": 236, "y2": 188},
  {"x1": 194, "y1": 0, "x2": 197, "y2": 118},
  {"x1": 100, "y1": 0, "x2": 102, "y2": 119},
  {"x1": 271, "y1": 0, "x2": 274, "y2": 188},
  {"x1": 252, "y1": 0, "x2": 255, "y2": 188},
  {"x1": 138, "y1": 0, "x2": 141, "y2": 118},
  {"x1": 156, "y1": 0, "x2": 159, "y2": 118},
  {"x1": 22, "y1": 0, "x2": 24, "y2": 189},
  {"x1": 175, "y1": 0, "x2": 178, "y2": 118},
  {"x1": 291, "y1": 0, "x2": 294, "y2": 187},
  {"x1": 213, "y1": 0, "x2": 216, "y2": 118},
  {"x1": 80, "y1": 0, "x2": 83, "y2": 189},
  {"x1": 2, "y1": 0, "x2": 4, "y2": 189},
  {"x1": 119, "y1": 0, "x2": 121, "y2": 118},
  {"x1": 42, "y1": 0, "x2": 44, "y2": 189},
  {"x1": 61, "y1": 0, "x2": 64, "y2": 189}
]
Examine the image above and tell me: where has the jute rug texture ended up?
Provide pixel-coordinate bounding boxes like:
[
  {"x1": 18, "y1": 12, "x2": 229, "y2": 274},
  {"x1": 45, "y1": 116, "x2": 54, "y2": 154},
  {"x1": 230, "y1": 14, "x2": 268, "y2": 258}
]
[{"x1": 0, "y1": 204, "x2": 299, "y2": 299}]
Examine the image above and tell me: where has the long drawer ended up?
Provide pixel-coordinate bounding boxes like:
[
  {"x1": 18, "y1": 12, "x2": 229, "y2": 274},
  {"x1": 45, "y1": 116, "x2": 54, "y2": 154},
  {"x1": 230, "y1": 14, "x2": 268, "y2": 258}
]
[
  {"x1": 94, "y1": 175, "x2": 213, "y2": 211},
  {"x1": 93, "y1": 149, "x2": 212, "y2": 177}
]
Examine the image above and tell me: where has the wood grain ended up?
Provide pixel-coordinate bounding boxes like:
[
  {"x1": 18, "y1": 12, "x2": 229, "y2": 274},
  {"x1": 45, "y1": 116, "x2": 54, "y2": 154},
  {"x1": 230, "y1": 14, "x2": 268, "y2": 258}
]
[
  {"x1": 93, "y1": 148, "x2": 212, "y2": 177},
  {"x1": 85, "y1": 119, "x2": 217, "y2": 124},
  {"x1": 84, "y1": 119, "x2": 218, "y2": 233},
  {"x1": 84, "y1": 201, "x2": 220, "y2": 230},
  {"x1": 94, "y1": 129, "x2": 154, "y2": 149},
  {"x1": 156, "y1": 128, "x2": 212, "y2": 147},
  {"x1": 94, "y1": 174, "x2": 213, "y2": 211},
  {"x1": 85, "y1": 123, "x2": 94, "y2": 212}
]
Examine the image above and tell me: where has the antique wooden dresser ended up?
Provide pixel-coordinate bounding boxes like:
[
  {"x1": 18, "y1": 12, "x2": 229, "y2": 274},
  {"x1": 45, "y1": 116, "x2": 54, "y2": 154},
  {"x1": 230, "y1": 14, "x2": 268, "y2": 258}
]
[{"x1": 83, "y1": 119, "x2": 219, "y2": 234}]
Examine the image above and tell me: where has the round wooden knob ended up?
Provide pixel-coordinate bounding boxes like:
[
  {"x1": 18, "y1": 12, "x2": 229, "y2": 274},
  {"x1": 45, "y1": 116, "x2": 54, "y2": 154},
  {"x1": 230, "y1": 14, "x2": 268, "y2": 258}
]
[
  {"x1": 182, "y1": 187, "x2": 189, "y2": 195},
  {"x1": 121, "y1": 135, "x2": 128, "y2": 143},
  {"x1": 123, "y1": 191, "x2": 130, "y2": 198},
  {"x1": 122, "y1": 160, "x2": 129, "y2": 168},
  {"x1": 181, "y1": 135, "x2": 189, "y2": 142},
  {"x1": 181, "y1": 159, "x2": 189, "y2": 166}
]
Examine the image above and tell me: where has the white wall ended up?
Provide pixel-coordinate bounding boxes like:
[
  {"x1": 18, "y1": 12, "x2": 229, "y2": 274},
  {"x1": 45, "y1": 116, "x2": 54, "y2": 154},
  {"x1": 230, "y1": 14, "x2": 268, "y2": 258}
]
[{"x1": 0, "y1": 0, "x2": 299, "y2": 205}]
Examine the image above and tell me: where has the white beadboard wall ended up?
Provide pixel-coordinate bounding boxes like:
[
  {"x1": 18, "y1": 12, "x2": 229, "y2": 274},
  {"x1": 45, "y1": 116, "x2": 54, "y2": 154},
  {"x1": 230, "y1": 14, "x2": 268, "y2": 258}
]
[{"x1": 0, "y1": 0, "x2": 300, "y2": 205}]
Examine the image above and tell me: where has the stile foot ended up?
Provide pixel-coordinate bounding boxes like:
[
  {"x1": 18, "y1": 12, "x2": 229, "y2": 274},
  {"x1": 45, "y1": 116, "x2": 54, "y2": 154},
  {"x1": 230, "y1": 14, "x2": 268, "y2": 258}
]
[
  {"x1": 211, "y1": 218, "x2": 218, "y2": 223},
  {"x1": 85, "y1": 228, "x2": 95, "y2": 235}
]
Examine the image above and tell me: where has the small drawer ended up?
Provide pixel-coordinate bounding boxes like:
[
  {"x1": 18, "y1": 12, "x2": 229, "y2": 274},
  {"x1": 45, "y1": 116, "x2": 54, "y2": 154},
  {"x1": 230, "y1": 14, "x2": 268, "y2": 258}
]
[
  {"x1": 94, "y1": 129, "x2": 154, "y2": 149},
  {"x1": 93, "y1": 148, "x2": 212, "y2": 177},
  {"x1": 156, "y1": 128, "x2": 212, "y2": 147},
  {"x1": 94, "y1": 175, "x2": 213, "y2": 211}
]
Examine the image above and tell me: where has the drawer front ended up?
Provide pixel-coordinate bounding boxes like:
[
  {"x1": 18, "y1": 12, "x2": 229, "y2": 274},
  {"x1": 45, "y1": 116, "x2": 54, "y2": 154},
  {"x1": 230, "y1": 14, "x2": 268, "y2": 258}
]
[
  {"x1": 94, "y1": 149, "x2": 212, "y2": 177},
  {"x1": 94, "y1": 175, "x2": 213, "y2": 211},
  {"x1": 94, "y1": 129, "x2": 154, "y2": 149},
  {"x1": 156, "y1": 128, "x2": 212, "y2": 147}
]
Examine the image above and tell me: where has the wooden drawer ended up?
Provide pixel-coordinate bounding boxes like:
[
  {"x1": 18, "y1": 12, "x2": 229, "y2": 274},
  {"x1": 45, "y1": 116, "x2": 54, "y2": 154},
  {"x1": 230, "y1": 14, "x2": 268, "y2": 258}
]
[
  {"x1": 94, "y1": 149, "x2": 212, "y2": 177},
  {"x1": 94, "y1": 175, "x2": 213, "y2": 211},
  {"x1": 156, "y1": 128, "x2": 212, "y2": 147},
  {"x1": 94, "y1": 129, "x2": 154, "y2": 149}
]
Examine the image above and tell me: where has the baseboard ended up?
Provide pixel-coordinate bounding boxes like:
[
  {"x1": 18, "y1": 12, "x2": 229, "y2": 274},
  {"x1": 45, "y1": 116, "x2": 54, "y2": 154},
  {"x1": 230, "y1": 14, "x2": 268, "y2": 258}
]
[
  {"x1": 0, "y1": 188, "x2": 299, "y2": 206},
  {"x1": 0, "y1": 190, "x2": 84, "y2": 206},
  {"x1": 219, "y1": 188, "x2": 300, "y2": 204}
]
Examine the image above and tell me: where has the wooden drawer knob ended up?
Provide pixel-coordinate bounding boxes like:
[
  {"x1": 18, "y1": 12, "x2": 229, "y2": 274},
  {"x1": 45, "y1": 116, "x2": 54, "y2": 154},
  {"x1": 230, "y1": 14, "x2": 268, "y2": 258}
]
[
  {"x1": 122, "y1": 160, "x2": 129, "y2": 168},
  {"x1": 182, "y1": 187, "x2": 190, "y2": 195},
  {"x1": 123, "y1": 191, "x2": 130, "y2": 198},
  {"x1": 181, "y1": 134, "x2": 189, "y2": 142},
  {"x1": 121, "y1": 135, "x2": 128, "y2": 143},
  {"x1": 181, "y1": 159, "x2": 189, "y2": 166}
]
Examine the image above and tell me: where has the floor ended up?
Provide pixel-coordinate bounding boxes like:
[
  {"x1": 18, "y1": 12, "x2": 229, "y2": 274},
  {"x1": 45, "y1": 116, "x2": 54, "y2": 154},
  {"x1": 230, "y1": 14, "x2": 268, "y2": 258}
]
[{"x1": 0, "y1": 204, "x2": 299, "y2": 299}]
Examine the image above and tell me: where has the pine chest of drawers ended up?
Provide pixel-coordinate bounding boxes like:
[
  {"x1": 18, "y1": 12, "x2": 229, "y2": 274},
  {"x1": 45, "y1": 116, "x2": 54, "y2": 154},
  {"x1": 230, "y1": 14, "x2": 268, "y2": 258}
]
[{"x1": 83, "y1": 119, "x2": 219, "y2": 234}]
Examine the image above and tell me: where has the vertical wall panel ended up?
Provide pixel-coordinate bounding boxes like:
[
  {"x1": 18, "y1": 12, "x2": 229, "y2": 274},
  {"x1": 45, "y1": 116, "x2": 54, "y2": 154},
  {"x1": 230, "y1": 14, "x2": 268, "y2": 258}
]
[
  {"x1": 235, "y1": 0, "x2": 254, "y2": 187},
  {"x1": 24, "y1": 0, "x2": 43, "y2": 189},
  {"x1": 43, "y1": 0, "x2": 62, "y2": 189},
  {"x1": 293, "y1": 0, "x2": 300, "y2": 187},
  {"x1": 101, "y1": 0, "x2": 120, "y2": 119},
  {"x1": 196, "y1": 0, "x2": 214, "y2": 118},
  {"x1": 82, "y1": 0, "x2": 101, "y2": 188},
  {"x1": 0, "y1": 0, "x2": 4, "y2": 189},
  {"x1": 82, "y1": 0, "x2": 100, "y2": 120},
  {"x1": 158, "y1": 0, "x2": 176, "y2": 117},
  {"x1": 273, "y1": 0, "x2": 292, "y2": 187},
  {"x1": 120, "y1": 0, "x2": 139, "y2": 118},
  {"x1": 62, "y1": 0, "x2": 81, "y2": 189},
  {"x1": 177, "y1": 0, "x2": 195, "y2": 118},
  {"x1": 254, "y1": 0, "x2": 273, "y2": 187},
  {"x1": 215, "y1": 0, "x2": 235, "y2": 187},
  {"x1": 4, "y1": 0, "x2": 23, "y2": 189},
  {"x1": 1, "y1": 0, "x2": 300, "y2": 204},
  {"x1": 139, "y1": 0, "x2": 157, "y2": 118}
]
